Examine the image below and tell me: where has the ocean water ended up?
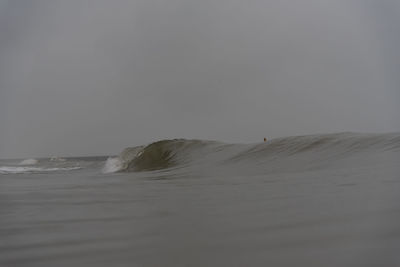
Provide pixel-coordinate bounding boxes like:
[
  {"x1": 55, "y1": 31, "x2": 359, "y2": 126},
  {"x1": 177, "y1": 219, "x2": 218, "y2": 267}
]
[{"x1": 1, "y1": 133, "x2": 400, "y2": 267}]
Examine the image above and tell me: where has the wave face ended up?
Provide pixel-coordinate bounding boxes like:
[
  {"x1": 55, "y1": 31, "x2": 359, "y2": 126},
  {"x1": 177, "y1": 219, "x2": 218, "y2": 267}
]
[
  {"x1": 105, "y1": 139, "x2": 224, "y2": 172},
  {"x1": 106, "y1": 133, "x2": 400, "y2": 173}
]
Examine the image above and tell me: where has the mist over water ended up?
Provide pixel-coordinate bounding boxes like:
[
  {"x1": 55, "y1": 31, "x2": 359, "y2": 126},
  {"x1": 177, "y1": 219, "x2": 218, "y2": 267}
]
[
  {"x1": 1, "y1": 0, "x2": 400, "y2": 266},
  {"x1": 1, "y1": 133, "x2": 400, "y2": 266},
  {"x1": 1, "y1": 0, "x2": 400, "y2": 158}
]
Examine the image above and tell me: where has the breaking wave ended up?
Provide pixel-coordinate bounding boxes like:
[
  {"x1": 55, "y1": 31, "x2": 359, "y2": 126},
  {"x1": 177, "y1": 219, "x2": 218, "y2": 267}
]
[
  {"x1": 2, "y1": 133, "x2": 398, "y2": 175},
  {"x1": 19, "y1": 159, "x2": 39, "y2": 165},
  {"x1": 103, "y1": 132, "x2": 400, "y2": 173},
  {"x1": 102, "y1": 139, "x2": 219, "y2": 173},
  {"x1": 0, "y1": 157, "x2": 92, "y2": 175},
  {"x1": 102, "y1": 157, "x2": 124, "y2": 173},
  {"x1": 0, "y1": 166, "x2": 81, "y2": 174}
]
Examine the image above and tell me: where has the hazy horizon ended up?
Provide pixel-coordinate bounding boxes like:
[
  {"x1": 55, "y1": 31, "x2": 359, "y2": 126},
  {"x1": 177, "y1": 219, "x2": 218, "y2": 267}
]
[{"x1": 1, "y1": 0, "x2": 399, "y2": 159}]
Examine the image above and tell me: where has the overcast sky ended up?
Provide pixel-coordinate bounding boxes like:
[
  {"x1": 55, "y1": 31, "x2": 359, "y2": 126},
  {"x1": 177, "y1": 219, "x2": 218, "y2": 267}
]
[{"x1": 0, "y1": 0, "x2": 399, "y2": 158}]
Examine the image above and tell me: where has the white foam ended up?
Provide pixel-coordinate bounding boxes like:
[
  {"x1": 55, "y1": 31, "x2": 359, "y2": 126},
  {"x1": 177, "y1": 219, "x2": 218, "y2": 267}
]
[
  {"x1": 19, "y1": 159, "x2": 39, "y2": 165},
  {"x1": 50, "y1": 157, "x2": 67, "y2": 162},
  {"x1": 102, "y1": 157, "x2": 124, "y2": 173},
  {"x1": 0, "y1": 166, "x2": 81, "y2": 174}
]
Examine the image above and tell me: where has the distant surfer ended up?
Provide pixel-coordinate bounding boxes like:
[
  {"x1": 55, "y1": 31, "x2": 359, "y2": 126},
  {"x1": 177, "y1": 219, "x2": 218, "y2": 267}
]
[{"x1": 264, "y1": 137, "x2": 267, "y2": 142}]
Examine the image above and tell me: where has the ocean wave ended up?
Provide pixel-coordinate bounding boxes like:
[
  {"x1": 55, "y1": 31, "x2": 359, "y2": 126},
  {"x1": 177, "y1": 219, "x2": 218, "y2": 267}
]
[
  {"x1": 102, "y1": 140, "x2": 215, "y2": 173},
  {"x1": 0, "y1": 166, "x2": 81, "y2": 174},
  {"x1": 19, "y1": 158, "x2": 39, "y2": 165},
  {"x1": 230, "y1": 132, "x2": 400, "y2": 160},
  {"x1": 50, "y1": 157, "x2": 67, "y2": 162},
  {"x1": 105, "y1": 133, "x2": 400, "y2": 173}
]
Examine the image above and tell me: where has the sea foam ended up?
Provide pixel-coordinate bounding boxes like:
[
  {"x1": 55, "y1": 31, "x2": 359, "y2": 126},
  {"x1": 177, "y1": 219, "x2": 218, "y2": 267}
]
[
  {"x1": 102, "y1": 157, "x2": 124, "y2": 173},
  {"x1": 0, "y1": 166, "x2": 81, "y2": 174},
  {"x1": 19, "y1": 159, "x2": 39, "y2": 165}
]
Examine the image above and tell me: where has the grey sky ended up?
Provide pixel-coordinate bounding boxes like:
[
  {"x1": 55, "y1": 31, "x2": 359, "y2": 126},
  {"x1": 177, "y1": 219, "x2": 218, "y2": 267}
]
[{"x1": 0, "y1": 0, "x2": 399, "y2": 158}]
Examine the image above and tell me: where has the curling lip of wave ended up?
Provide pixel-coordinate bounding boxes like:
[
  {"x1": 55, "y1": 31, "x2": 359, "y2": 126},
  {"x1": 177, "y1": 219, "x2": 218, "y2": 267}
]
[
  {"x1": 104, "y1": 132, "x2": 400, "y2": 173},
  {"x1": 103, "y1": 139, "x2": 217, "y2": 173}
]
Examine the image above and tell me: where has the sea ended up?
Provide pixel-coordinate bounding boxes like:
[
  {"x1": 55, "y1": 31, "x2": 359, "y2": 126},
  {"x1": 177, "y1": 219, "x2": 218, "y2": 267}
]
[{"x1": 1, "y1": 132, "x2": 400, "y2": 267}]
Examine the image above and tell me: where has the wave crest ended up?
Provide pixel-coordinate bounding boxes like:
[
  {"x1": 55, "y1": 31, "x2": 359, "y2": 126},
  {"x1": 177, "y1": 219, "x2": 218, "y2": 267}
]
[{"x1": 104, "y1": 133, "x2": 400, "y2": 173}]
